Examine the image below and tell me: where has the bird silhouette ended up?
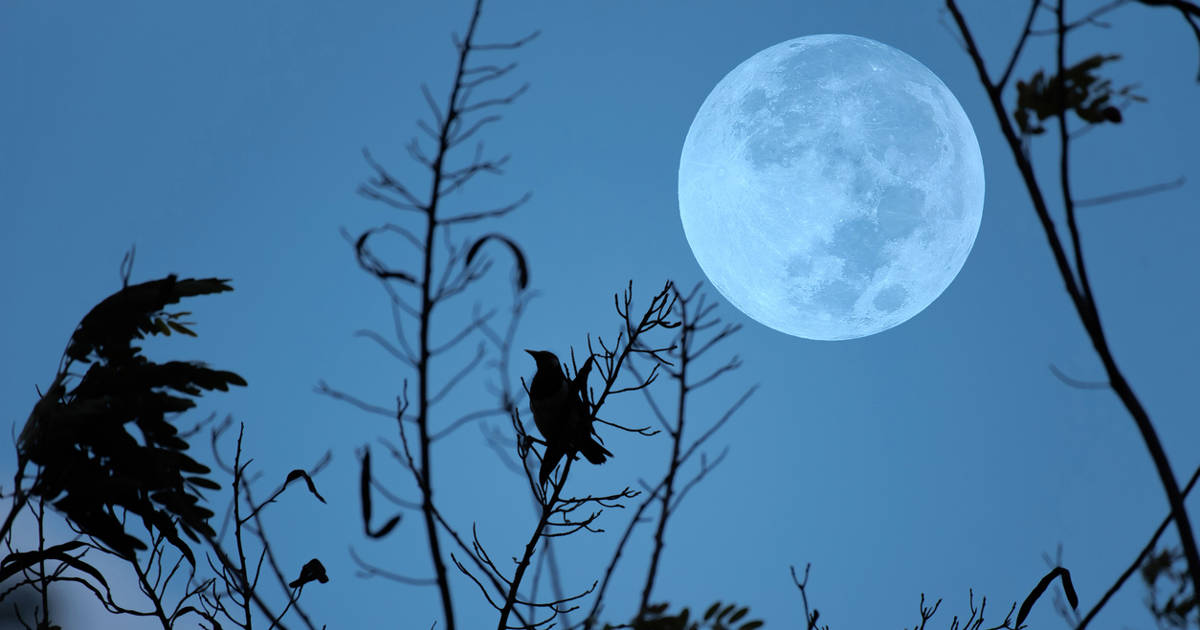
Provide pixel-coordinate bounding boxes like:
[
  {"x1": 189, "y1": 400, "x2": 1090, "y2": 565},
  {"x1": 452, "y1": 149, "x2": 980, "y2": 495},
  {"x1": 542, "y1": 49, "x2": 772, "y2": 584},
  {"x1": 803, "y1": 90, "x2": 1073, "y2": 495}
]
[{"x1": 525, "y1": 349, "x2": 612, "y2": 487}]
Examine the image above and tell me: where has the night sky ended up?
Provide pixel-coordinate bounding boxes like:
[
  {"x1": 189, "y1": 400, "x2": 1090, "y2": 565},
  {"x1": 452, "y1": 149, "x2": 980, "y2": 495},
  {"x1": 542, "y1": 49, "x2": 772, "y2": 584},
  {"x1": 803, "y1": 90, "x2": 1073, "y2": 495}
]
[{"x1": 2, "y1": 1, "x2": 1199, "y2": 628}]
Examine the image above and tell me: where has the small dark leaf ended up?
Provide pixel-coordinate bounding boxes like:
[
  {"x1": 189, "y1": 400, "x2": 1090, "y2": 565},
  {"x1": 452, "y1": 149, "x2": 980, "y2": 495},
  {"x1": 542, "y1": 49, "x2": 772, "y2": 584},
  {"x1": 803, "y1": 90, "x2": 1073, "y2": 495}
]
[
  {"x1": 465, "y1": 233, "x2": 529, "y2": 290},
  {"x1": 187, "y1": 476, "x2": 223, "y2": 491},
  {"x1": 0, "y1": 542, "x2": 84, "y2": 582},
  {"x1": 360, "y1": 448, "x2": 404, "y2": 538},
  {"x1": 0, "y1": 543, "x2": 108, "y2": 589},
  {"x1": 738, "y1": 622, "x2": 764, "y2": 630},
  {"x1": 360, "y1": 449, "x2": 373, "y2": 531},
  {"x1": 285, "y1": 469, "x2": 327, "y2": 503},
  {"x1": 355, "y1": 228, "x2": 418, "y2": 284},
  {"x1": 370, "y1": 515, "x2": 402, "y2": 539},
  {"x1": 728, "y1": 607, "x2": 748, "y2": 623},
  {"x1": 167, "y1": 320, "x2": 197, "y2": 336},
  {"x1": 1017, "y1": 566, "x2": 1076, "y2": 627},
  {"x1": 703, "y1": 602, "x2": 720, "y2": 621},
  {"x1": 1060, "y1": 567, "x2": 1079, "y2": 608}
]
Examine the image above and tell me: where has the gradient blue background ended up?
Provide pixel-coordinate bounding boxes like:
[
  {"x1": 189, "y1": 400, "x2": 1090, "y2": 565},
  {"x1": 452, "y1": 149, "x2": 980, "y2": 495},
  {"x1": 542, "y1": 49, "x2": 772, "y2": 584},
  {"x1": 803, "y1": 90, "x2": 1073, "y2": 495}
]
[{"x1": 2, "y1": 1, "x2": 1198, "y2": 628}]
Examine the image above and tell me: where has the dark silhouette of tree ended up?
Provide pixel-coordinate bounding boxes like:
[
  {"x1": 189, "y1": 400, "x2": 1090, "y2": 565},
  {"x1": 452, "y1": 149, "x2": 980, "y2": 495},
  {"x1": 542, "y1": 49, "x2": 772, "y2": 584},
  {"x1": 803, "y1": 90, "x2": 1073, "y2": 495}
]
[
  {"x1": 578, "y1": 283, "x2": 756, "y2": 630},
  {"x1": 7, "y1": 273, "x2": 241, "y2": 564},
  {"x1": 0, "y1": 261, "x2": 330, "y2": 629},
  {"x1": 315, "y1": 1, "x2": 538, "y2": 628},
  {"x1": 16, "y1": 1, "x2": 1198, "y2": 628},
  {"x1": 795, "y1": 1, "x2": 1200, "y2": 628},
  {"x1": 0, "y1": 267, "x2": 242, "y2": 627},
  {"x1": 481, "y1": 281, "x2": 677, "y2": 630},
  {"x1": 318, "y1": 1, "x2": 766, "y2": 628},
  {"x1": 941, "y1": 0, "x2": 1200, "y2": 627}
]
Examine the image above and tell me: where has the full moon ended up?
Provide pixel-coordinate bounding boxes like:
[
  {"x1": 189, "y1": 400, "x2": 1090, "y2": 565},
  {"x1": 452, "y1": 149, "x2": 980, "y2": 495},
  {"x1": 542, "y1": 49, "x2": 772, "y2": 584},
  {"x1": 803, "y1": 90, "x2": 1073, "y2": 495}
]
[{"x1": 679, "y1": 34, "x2": 984, "y2": 341}]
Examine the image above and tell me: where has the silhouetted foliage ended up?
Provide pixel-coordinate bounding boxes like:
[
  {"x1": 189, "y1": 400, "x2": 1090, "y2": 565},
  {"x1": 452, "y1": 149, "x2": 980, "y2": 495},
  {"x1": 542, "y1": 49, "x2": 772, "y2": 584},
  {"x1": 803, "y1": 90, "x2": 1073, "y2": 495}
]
[
  {"x1": 359, "y1": 448, "x2": 403, "y2": 539},
  {"x1": 15, "y1": 275, "x2": 244, "y2": 564},
  {"x1": 0, "y1": 271, "x2": 330, "y2": 629},
  {"x1": 941, "y1": 0, "x2": 1200, "y2": 627},
  {"x1": 624, "y1": 601, "x2": 764, "y2": 630},
  {"x1": 199, "y1": 418, "x2": 332, "y2": 629},
  {"x1": 1013, "y1": 54, "x2": 1142, "y2": 135},
  {"x1": 8, "y1": 0, "x2": 1200, "y2": 628},
  {"x1": 1015, "y1": 567, "x2": 1078, "y2": 627},
  {"x1": 1142, "y1": 545, "x2": 1197, "y2": 629}
]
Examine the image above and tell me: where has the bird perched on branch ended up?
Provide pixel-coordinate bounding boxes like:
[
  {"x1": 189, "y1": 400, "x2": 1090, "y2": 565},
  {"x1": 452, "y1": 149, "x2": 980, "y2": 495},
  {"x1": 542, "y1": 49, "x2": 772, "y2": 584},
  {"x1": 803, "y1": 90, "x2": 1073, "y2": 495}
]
[{"x1": 525, "y1": 349, "x2": 612, "y2": 487}]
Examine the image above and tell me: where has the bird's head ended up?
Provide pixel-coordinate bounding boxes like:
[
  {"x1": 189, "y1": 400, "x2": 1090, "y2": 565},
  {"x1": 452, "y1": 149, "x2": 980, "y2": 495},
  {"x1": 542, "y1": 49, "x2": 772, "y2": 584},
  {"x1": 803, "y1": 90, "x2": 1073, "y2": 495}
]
[{"x1": 524, "y1": 349, "x2": 561, "y2": 372}]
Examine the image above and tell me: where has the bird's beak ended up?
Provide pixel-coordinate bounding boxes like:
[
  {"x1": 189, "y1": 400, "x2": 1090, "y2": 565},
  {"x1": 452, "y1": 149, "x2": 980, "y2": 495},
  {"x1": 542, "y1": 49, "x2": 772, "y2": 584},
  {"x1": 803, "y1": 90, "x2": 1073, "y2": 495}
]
[{"x1": 524, "y1": 349, "x2": 536, "y2": 357}]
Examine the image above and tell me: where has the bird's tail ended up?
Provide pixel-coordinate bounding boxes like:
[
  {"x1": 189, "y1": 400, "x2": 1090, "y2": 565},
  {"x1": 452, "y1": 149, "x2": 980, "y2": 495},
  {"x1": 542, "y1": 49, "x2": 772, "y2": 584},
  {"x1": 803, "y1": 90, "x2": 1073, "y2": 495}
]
[{"x1": 579, "y1": 437, "x2": 613, "y2": 465}]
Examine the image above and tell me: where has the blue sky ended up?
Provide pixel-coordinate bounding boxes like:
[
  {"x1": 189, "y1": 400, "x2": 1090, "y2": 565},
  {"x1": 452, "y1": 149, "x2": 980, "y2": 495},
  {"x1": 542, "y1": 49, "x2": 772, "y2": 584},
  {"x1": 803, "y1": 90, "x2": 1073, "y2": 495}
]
[{"x1": 2, "y1": 1, "x2": 1199, "y2": 628}]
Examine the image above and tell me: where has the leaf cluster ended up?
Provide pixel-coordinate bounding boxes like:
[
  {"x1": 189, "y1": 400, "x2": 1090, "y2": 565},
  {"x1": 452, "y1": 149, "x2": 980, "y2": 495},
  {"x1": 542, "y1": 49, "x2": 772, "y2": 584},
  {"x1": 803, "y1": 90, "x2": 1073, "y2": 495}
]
[
  {"x1": 1014, "y1": 54, "x2": 1144, "y2": 134},
  {"x1": 1142, "y1": 546, "x2": 1197, "y2": 629},
  {"x1": 17, "y1": 275, "x2": 246, "y2": 564},
  {"x1": 625, "y1": 601, "x2": 763, "y2": 630}
]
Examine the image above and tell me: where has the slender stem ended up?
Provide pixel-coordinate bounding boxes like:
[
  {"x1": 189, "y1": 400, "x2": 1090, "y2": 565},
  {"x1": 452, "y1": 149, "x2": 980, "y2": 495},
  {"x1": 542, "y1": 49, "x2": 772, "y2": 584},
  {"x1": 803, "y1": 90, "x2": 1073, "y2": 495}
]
[
  {"x1": 203, "y1": 532, "x2": 290, "y2": 630},
  {"x1": 584, "y1": 482, "x2": 664, "y2": 629},
  {"x1": 1076, "y1": 465, "x2": 1200, "y2": 630},
  {"x1": 943, "y1": 1, "x2": 1088, "y2": 312},
  {"x1": 38, "y1": 497, "x2": 48, "y2": 628},
  {"x1": 411, "y1": 4, "x2": 492, "y2": 628},
  {"x1": 636, "y1": 306, "x2": 689, "y2": 619},
  {"x1": 0, "y1": 461, "x2": 30, "y2": 555},
  {"x1": 232, "y1": 427, "x2": 254, "y2": 630},
  {"x1": 497, "y1": 458, "x2": 573, "y2": 630},
  {"x1": 130, "y1": 549, "x2": 172, "y2": 630},
  {"x1": 1056, "y1": 0, "x2": 1200, "y2": 605},
  {"x1": 1057, "y1": 1, "x2": 1092, "y2": 310},
  {"x1": 242, "y1": 482, "x2": 319, "y2": 630},
  {"x1": 999, "y1": 0, "x2": 1042, "y2": 89},
  {"x1": 946, "y1": 0, "x2": 1200, "y2": 611}
]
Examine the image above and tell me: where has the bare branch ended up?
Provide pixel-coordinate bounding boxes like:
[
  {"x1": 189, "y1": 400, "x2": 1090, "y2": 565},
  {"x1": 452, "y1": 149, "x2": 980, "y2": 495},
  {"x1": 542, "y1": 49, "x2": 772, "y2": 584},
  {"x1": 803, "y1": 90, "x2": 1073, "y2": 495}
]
[
  {"x1": 1000, "y1": 1, "x2": 1043, "y2": 89},
  {"x1": 439, "y1": 192, "x2": 532, "y2": 225},
  {"x1": 431, "y1": 408, "x2": 509, "y2": 442},
  {"x1": 354, "y1": 329, "x2": 418, "y2": 367},
  {"x1": 349, "y1": 547, "x2": 437, "y2": 586},
  {"x1": 1048, "y1": 363, "x2": 1109, "y2": 390},
  {"x1": 471, "y1": 30, "x2": 541, "y2": 51},
  {"x1": 1074, "y1": 176, "x2": 1186, "y2": 207},
  {"x1": 429, "y1": 344, "x2": 486, "y2": 406},
  {"x1": 315, "y1": 380, "x2": 411, "y2": 421},
  {"x1": 420, "y1": 83, "x2": 445, "y2": 127}
]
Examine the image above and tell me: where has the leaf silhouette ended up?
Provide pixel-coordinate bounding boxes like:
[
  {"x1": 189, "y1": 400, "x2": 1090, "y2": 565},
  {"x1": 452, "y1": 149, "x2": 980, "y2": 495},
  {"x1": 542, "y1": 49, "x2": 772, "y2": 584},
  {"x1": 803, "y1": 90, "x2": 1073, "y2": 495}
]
[
  {"x1": 465, "y1": 232, "x2": 529, "y2": 289},
  {"x1": 1017, "y1": 566, "x2": 1078, "y2": 627},
  {"x1": 285, "y1": 469, "x2": 327, "y2": 503},
  {"x1": 65, "y1": 275, "x2": 232, "y2": 363},
  {"x1": 1, "y1": 542, "x2": 108, "y2": 588},
  {"x1": 20, "y1": 274, "x2": 243, "y2": 563},
  {"x1": 1013, "y1": 54, "x2": 1144, "y2": 135},
  {"x1": 355, "y1": 228, "x2": 418, "y2": 284},
  {"x1": 360, "y1": 447, "x2": 403, "y2": 539}
]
